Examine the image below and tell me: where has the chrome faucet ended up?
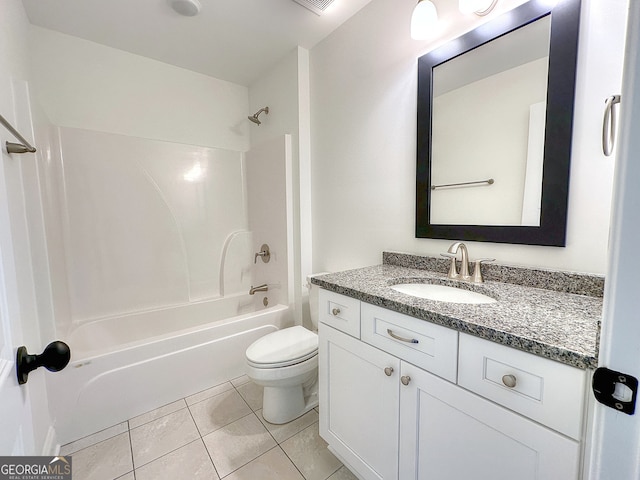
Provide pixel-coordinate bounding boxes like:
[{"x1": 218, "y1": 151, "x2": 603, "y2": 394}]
[
  {"x1": 249, "y1": 284, "x2": 269, "y2": 295},
  {"x1": 446, "y1": 242, "x2": 470, "y2": 280},
  {"x1": 442, "y1": 242, "x2": 494, "y2": 283}
]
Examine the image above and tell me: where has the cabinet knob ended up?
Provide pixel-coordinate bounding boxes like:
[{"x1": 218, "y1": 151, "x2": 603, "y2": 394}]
[
  {"x1": 401, "y1": 375, "x2": 411, "y2": 386},
  {"x1": 384, "y1": 367, "x2": 394, "y2": 376},
  {"x1": 502, "y1": 374, "x2": 517, "y2": 388},
  {"x1": 331, "y1": 308, "x2": 341, "y2": 316}
]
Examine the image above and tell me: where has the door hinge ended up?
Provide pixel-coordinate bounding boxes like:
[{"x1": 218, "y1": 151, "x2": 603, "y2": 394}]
[{"x1": 592, "y1": 367, "x2": 638, "y2": 415}]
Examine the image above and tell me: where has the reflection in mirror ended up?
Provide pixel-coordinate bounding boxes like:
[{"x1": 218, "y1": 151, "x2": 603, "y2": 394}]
[
  {"x1": 415, "y1": 0, "x2": 581, "y2": 246},
  {"x1": 430, "y1": 16, "x2": 551, "y2": 227}
]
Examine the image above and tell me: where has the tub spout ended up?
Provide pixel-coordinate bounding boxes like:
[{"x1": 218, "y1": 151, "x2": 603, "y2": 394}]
[{"x1": 249, "y1": 284, "x2": 269, "y2": 295}]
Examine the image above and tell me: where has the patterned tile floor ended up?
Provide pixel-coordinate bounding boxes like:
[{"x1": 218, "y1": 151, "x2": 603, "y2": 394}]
[{"x1": 60, "y1": 375, "x2": 358, "y2": 480}]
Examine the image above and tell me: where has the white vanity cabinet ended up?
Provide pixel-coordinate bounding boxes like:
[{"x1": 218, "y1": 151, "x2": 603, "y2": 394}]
[
  {"x1": 318, "y1": 289, "x2": 587, "y2": 480},
  {"x1": 319, "y1": 323, "x2": 400, "y2": 480},
  {"x1": 399, "y1": 361, "x2": 581, "y2": 480}
]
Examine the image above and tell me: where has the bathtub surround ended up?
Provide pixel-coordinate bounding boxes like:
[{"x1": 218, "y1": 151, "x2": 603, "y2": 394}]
[
  {"x1": 55, "y1": 127, "x2": 250, "y2": 325},
  {"x1": 312, "y1": 252, "x2": 602, "y2": 369}
]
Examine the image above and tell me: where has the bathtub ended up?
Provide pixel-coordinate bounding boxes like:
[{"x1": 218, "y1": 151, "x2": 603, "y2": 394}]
[{"x1": 47, "y1": 295, "x2": 291, "y2": 445}]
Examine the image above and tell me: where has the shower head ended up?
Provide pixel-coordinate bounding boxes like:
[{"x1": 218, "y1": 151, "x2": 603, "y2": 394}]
[{"x1": 248, "y1": 107, "x2": 269, "y2": 125}]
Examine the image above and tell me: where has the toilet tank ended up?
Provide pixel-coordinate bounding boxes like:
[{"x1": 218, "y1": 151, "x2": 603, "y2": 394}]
[{"x1": 307, "y1": 273, "x2": 329, "y2": 331}]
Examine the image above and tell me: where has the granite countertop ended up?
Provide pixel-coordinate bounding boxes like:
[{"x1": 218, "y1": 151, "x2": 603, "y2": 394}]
[{"x1": 311, "y1": 255, "x2": 603, "y2": 370}]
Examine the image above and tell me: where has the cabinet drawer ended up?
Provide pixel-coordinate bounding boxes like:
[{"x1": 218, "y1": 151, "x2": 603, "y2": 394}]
[
  {"x1": 458, "y1": 333, "x2": 587, "y2": 440},
  {"x1": 318, "y1": 289, "x2": 361, "y2": 338},
  {"x1": 361, "y1": 303, "x2": 458, "y2": 383}
]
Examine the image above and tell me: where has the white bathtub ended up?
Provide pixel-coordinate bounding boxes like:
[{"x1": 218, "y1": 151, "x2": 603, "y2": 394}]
[{"x1": 48, "y1": 295, "x2": 291, "y2": 445}]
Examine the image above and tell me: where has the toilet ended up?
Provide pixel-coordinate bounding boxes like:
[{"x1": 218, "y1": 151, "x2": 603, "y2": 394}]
[{"x1": 245, "y1": 275, "x2": 324, "y2": 424}]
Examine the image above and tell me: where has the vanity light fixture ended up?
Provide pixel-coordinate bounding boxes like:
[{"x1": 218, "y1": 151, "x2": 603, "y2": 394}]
[
  {"x1": 459, "y1": 0, "x2": 499, "y2": 16},
  {"x1": 411, "y1": 0, "x2": 438, "y2": 40}
]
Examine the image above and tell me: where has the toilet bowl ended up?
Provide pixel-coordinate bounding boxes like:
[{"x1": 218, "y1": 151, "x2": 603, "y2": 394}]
[{"x1": 245, "y1": 274, "x2": 326, "y2": 424}]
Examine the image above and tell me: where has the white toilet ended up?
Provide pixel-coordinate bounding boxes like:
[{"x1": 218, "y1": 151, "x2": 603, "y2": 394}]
[{"x1": 245, "y1": 275, "x2": 324, "y2": 424}]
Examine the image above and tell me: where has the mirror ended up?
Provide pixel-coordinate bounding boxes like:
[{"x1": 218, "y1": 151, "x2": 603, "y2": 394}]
[{"x1": 416, "y1": 0, "x2": 581, "y2": 246}]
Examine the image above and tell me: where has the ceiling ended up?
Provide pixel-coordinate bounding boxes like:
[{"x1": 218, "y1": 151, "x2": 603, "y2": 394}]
[{"x1": 21, "y1": 0, "x2": 373, "y2": 86}]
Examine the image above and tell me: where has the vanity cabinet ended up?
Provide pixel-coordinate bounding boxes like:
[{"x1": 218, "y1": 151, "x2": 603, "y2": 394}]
[
  {"x1": 318, "y1": 289, "x2": 586, "y2": 480},
  {"x1": 399, "y1": 361, "x2": 580, "y2": 480},
  {"x1": 319, "y1": 323, "x2": 400, "y2": 480}
]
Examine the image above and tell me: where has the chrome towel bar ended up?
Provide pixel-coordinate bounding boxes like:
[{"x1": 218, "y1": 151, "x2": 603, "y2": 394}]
[
  {"x1": 602, "y1": 94, "x2": 621, "y2": 157},
  {"x1": 431, "y1": 178, "x2": 494, "y2": 190},
  {"x1": 0, "y1": 113, "x2": 36, "y2": 154}
]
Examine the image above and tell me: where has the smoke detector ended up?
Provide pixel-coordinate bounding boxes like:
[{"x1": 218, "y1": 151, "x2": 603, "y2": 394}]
[{"x1": 292, "y1": 0, "x2": 336, "y2": 16}]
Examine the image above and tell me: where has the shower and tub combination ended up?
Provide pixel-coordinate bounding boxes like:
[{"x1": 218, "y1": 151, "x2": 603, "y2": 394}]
[{"x1": 41, "y1": 123, "x2": 294, "y2": 444}]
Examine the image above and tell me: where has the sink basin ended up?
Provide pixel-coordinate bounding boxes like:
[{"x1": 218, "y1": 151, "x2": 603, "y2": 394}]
[{"x1": 391, "y1": 283, "x2": 497, "y2": 304}]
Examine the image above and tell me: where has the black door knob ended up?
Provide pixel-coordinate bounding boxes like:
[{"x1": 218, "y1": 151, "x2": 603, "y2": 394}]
[{"x1": 16, "y1": 341, "x2": 71, "y2": 385}]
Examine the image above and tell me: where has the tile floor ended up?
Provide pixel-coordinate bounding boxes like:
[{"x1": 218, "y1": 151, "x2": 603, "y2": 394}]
[{"x1": 60, "y1": 375, "x2": 358, "y2": 480}]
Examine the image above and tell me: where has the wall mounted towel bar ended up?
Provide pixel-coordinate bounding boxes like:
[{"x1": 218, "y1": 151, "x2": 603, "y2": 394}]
[
  {"x1": 602, "y1": 94, "x2": 621, "y2": 157},
  {"x1": 0, "y1": 113, "x2": 36, "y2": 154},
  {"x1": 431, "y1": 178, "x2": 494, "y2": 190}
]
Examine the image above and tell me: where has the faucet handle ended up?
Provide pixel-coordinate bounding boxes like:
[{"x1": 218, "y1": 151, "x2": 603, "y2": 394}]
[
  {"x1": 472, "y1": 258, "x2": 495, "y2": 283},
  {"x1": 440, "y1": 253, "x2": 459, "y2": 279}
]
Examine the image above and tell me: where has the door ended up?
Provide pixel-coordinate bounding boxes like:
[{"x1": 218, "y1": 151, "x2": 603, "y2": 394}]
[
  {"x1": 588, "y1": 1, "x2": 640, "y2": 478},
  {"x1": 319, "y1": 323, "x2": 400, "y2": 480},
  {"x1": 0, "y1": 90, "x2": 34, "y2": 455},
  {"x1": 399, "y1": 362, "x2": 580, "y2": 480}
]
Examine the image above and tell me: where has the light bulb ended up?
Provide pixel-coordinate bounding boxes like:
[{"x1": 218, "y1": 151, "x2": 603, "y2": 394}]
[{"x1": 411, "y1": 0, "x2": 438, "y2": 40}]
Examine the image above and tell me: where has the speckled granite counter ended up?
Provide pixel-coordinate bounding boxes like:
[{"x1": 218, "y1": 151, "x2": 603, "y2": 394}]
[{"x1": 311, "y1": 253, "x2": 603, "y2": 369}]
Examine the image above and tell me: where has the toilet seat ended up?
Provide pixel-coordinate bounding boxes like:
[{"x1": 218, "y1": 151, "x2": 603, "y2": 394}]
[{"x1": 246, "y1": 326, "x2": 318, "y2": 369}]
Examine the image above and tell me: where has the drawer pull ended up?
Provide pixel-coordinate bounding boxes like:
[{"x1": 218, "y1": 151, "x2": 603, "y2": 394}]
[
  {"x1": 331, "y1": 308, "x2": 341, "y2": 316},
  {"x1": 384, "y1": 367, "x2": 394, "y2": 376},
  {"x1": 502, "y1": 374, "x2": 517, "y2": 388},
  {"x1": 401, "y1": 375, "x2": 411, "y2": 386},
  {"x1": 387, "y1": 329, "x2": 419, "y2": 344}
]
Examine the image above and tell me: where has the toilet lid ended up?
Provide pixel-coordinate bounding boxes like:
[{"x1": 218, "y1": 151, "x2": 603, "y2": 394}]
[{"x1": 246, "y1": 326, "x2": 318, "y2": 367}]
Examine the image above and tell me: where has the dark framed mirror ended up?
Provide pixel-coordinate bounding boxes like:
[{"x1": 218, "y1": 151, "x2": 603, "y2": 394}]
[{"x1": 416, "y1": 0, "x2": 581, "y2": 246}]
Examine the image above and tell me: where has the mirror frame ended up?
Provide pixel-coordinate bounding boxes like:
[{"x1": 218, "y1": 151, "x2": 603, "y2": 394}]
[{"x1": 416, "y1": 0, "x2": 581, "y2": 246}]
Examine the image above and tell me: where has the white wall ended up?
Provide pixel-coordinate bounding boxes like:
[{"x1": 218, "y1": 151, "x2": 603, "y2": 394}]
[
  {"x1": 248, "y1": 47, "x2": 312, "y2": 323},
  {"x1": 310, "y1": 0, "x2": 620, "y2": 275},
  {"x1": 29, "y1": 26, "x2": 250, "y2": 152}
]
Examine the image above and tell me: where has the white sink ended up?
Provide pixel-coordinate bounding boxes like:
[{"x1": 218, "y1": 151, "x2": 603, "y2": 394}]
[{"x1": 391, "y1": 283, "x2": 496, "y2": 304}]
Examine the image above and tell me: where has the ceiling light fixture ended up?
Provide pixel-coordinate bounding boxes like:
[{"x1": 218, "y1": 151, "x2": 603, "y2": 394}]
[
  {"x1": 171, "y1": 0, "x2": 201, "y2": 17},
  {"x1": 411, "y1": 0, "x2": 438, "y2": 40},
  {"x1": 459, "y1": 0, "x2": 499, "y2": 16}
]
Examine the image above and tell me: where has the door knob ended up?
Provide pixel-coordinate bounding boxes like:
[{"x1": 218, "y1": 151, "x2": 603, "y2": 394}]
[
  {"x1": 16, "y1": 341, "x2": 71, "y2": 385},
  {"x1": 384, "y1": 367, "x2": 394, "y2": 376},
  {"x1": 401, "y1": 375, "x2": 411, "y2": 386}
]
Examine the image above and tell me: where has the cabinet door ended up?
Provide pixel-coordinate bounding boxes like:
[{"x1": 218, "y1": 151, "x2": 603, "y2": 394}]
[
  {"x1": 319, "y1": 323, "x2": 400, "y2": 480},
  {"x1": 399, "y1": 363, "x2": 580, "y2": 480}
]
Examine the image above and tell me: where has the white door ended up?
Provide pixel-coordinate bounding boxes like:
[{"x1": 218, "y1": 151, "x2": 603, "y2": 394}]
[
  {"x1": 0, "y1": 113, "x2": 34, "y2": 454},
  {"x1": 588, "y1": 1, "x2": 640, "y2": 478},
  {"x1": 399, "y1": 362, "x2": 580, "y2": 480},
  {"x1": 319, "y1": 323, "x2": 400, "y2": 480},
  {"x1": 0, "y1": 76, "x2": 48, "y2": 455}
]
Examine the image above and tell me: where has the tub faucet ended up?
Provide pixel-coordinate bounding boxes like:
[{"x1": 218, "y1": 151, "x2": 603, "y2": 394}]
[
  {"x1": 445, "y1": 242, "x2": 470, "y2": 280},
  {"x1": 249, "y1": 284, "x2": 269, "y2": 295}
]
